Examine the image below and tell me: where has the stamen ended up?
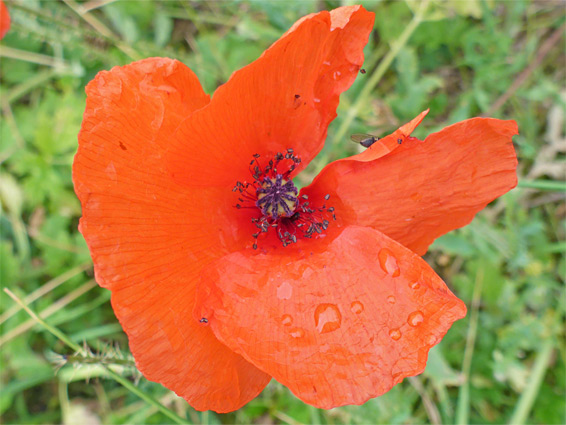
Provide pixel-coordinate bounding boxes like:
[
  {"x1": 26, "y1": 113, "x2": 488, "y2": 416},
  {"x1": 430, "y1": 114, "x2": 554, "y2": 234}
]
[{"x1": 234, "y1": 150, "x2": 336, "y2": 249}]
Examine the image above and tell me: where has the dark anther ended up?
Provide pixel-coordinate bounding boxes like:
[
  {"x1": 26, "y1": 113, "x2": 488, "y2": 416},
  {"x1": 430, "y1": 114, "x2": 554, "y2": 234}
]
[
  {"x1": 294, "y1": 94, "x2": 300, "y2": 99},
  {"x1": 199, "y1": 318, "x2": 208, "y2": 324},
  {"x1": 397, "y1": 138, "x2": 403, "y2": 144},
  {"x1": 234, "y1": 151, "x2": 336, "y2": 249}
]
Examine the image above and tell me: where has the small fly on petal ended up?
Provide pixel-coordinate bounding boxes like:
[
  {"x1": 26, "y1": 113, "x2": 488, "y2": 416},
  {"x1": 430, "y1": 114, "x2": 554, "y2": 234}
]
[{"x1": 351, "y1": 133, "x2": 379, "y2": 148}]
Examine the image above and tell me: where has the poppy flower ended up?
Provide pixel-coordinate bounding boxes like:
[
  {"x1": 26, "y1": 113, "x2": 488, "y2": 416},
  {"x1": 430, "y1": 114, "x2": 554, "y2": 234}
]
[
  {"x1": 0, "y1": 0, "x2": 10, "y2": 40},
  {"x1": 73, "y1": 5, "x2": 518, "y2": 413}
]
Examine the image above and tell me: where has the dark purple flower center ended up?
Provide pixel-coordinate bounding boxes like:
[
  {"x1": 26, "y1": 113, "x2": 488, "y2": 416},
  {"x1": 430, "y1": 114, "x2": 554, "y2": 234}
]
[
  {"x1": 256, "y1": 175, "x2": 298, "y2": 219},
  {"x1": 234, "y1": 150, "x2": 335, "y2": 249}
]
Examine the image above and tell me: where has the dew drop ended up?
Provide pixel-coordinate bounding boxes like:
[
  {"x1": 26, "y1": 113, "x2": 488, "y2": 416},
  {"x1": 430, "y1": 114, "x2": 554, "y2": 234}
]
[
  {"x1": 389, "y1": 328, "x2": 402, "y2": 340},
  {"x1": 387, "y1": 295, "x2": 396, "y2": 304},
  {"x1": 314, "y1": 303, "x2": 342, "y2": 334},
  {"x1": 408, "y1": 311, "x2": 424, "y2": 327},
  {"x1": 409, "y1": 281, "x2": 421, "y2": 290},
  {"x1": 277, "y1": 281, "x2": 292, "y2": 300},
  {"x1": 378, "y1": 248, "x2": 401, "y2": 277},
  {"x1": 350, "y1": 301, "x2": 364, "y2": 314},
  {"x1": 289, "y1": 327, "x2": 304, "y2": 338},
  {"x1": 313, "y1": 98, "x2": 321, "y2": 103},
  {"x1": 333, "y1": 70, "x2": 342, "y2": 80},
  {"x1": 281, "y1": 314, "x2": 293, "y2": 326},
  {"x1": 427, "y1": 335, "x2": 438, "y2": 346}
]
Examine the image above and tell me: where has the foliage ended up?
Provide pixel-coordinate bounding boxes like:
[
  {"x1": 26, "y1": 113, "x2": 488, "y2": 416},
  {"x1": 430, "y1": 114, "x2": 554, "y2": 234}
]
[{"x1": 1, "y1": 0, "x2": 564, "y2": 424}]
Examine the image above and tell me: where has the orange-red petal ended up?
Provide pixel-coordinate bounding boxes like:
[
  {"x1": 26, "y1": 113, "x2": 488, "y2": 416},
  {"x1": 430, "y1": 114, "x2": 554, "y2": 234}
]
[
  {"x1": 166, "y1": 6, "x2": 375, "y2": 187},
  {"x1": 349, "y1": 109, "x2": 429, "y2": 162},
  {"x1": 195, "y1": 226, "x2": 466, "y2": 409},
  {"x1": 305, "y1": 117, "x2": 518, "y2": 255},
  {"x1": 73, "y1": 58, "x2": 271, "y2": 412},
  {"x1": 0, "y1": 0, "x2": 10, "y2": 40}
]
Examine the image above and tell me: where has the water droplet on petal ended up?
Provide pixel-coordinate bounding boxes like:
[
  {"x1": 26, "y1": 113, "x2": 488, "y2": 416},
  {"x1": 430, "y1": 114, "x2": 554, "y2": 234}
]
[
  {"x1": 350, "y1": 301, "x2": 364, "y2": 314},
  {"x1": 389, "y1": 328, "x2": 402, "y2": 340},
  {"x1": 277, "y1": 281, "x2": 292, "y2": 300},
  {"x1": 314, "y1": 303, "x2": 342, "y2": 334},
  {"x1": 427, "y1": 335, "x2": 438, "y2": 346},
  {"x1": 408, "y1": 311, "x2": 424, "y2": 327},
  {"x1": 378, "y1": 248, "x2": 401, "y2": 277},
  {"x1": 289, "y1": 327, "x2": 304, "y2": 338},
  {"x1": 333, "y1": 70, "x2": 341, "y2": 80},
  {"x1": 387, "y1": 295, "x2": 396, "y2": 304},
  {"x1": 281, "y1": 314, "x2": 293, "y2": 326},
  {"x1": 410, "y1": 281, "x2": 421, "y2": 290}
]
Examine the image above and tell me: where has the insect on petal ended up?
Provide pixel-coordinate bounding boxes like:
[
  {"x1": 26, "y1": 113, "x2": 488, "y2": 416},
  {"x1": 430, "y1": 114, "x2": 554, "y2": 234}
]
[{"x1": 306, "y1": 115, "x2": 518, "y2": 255}]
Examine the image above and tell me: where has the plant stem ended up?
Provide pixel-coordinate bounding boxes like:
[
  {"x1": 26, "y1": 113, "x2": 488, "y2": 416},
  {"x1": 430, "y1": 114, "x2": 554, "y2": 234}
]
[
  {"x1": 0, "y1": 46, "x2": 70, "y2": 68},
  {"x1": 63, "y1": 354, "x2": 136, "y2": 367},
  {"x1": 518, "y1": 180, "x2": 565, "y2": 191},
  {"x1": 0, "y1": 263, "x2": 92, "y2": 325},
  {"x1": 0, "y1": 280, "x2": 98, "y2": 346},
  {"x1": 456, "y1": 267, "x2": 484, "y2": 425},
  {"x1": 4, "y1": 288, "x2": 86, "y2": 354},
  {"x1": 62, "y1": 0, "x2": 142, "y2": 60},
  {"x1": 103, "y1": 367, "x2": 190, "y2": 424},
  {"x1": 508, "y1": 340, "x2": 555, "y2": 425},
  {"x1": 3, "y1": 288, "x2": 190, "y2": 425}
]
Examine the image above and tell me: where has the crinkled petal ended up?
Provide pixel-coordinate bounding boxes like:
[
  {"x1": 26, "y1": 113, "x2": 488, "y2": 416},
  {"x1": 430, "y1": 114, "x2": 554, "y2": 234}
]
[
  {"x1": 73, "y1": 58, "x2": 270, "y2": 412},
  {"x1": 305, "y1": 117, "x2": 518, "y2": 255},
  {"x1": 195, "y1": 226, "x2": 466, "y2": 409},
  {"x1": 349, "y1": 109, "x2": 428, "y2": 162},
  {"x1": 166, "y1": 6, "x2": 375, "y2": 187}
]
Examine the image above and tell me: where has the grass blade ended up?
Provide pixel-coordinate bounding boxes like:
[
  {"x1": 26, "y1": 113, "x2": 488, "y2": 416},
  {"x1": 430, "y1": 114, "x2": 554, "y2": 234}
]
[
  {"x1": 456, "y1": 267, "x2": 484, "y2": 425},
  {"x1": 508, "y1": 340, "x2": 555, "y2": 425},
  {"x1": 3, "y1": 288, "x2": 191, "y2": 425},
  {"x1": 518, "y1": 180, "x2": 565, "y2": 191},
  {"x1": 328, "y1": 0, "x2": 431, "y2": 150}
]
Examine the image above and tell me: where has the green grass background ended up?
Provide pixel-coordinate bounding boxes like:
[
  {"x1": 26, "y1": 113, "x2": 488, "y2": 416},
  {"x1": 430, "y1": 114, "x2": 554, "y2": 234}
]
[{"x1": 0, "y1": 0, "x2": 564, "y2": 424}]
